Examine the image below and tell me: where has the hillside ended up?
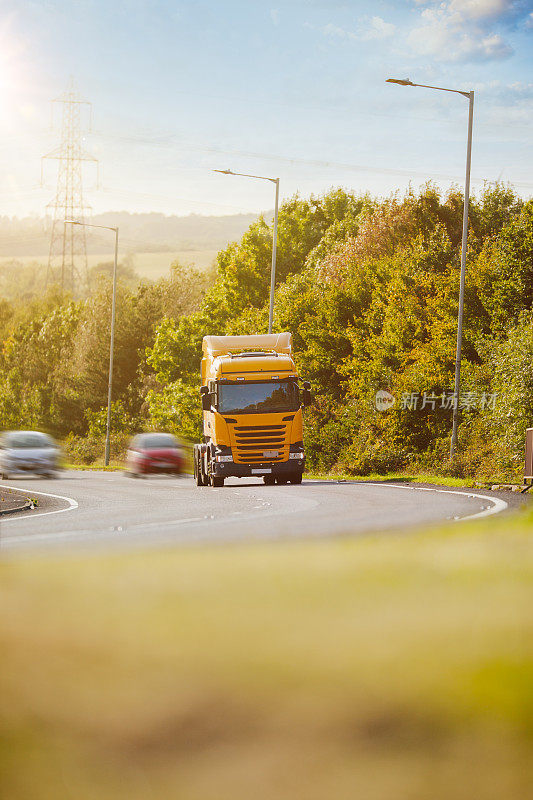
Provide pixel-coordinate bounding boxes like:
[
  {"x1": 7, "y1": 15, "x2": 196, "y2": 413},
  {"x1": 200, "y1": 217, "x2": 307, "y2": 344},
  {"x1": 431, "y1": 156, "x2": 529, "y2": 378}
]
[{"x1": 0, "y1": 210, "x2": 265, "y2": 258}]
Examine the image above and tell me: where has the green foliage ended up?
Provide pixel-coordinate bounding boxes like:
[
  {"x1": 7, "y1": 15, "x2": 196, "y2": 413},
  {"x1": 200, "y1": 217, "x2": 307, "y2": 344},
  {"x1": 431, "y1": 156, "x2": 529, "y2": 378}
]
[
  {"x1": 473, "y1": 200, "x2": 533, "y2": 335},
  {"x1": 0, "y1": 260, "x2": 47, "y2": 302},
  {"x1": 0, "y1": 300, "x2": 80, "y2": 434},
  {"x1": 63, "y1": 431, "x2": 131, "y2": 465},
  {"x1": 475, "y1": 311, "x2": 533, "y2": 478},
  {"x1": 147, "y1": 315, "x2": 203, "y2": 384},
  {"x1": 146, "y1": 380, "x2": 202, "y2": 442},
  {"x1": 87, "y1": 254, "x2": 139, "y2": 291},
  {"x1": 264, "y1": 184, "x2": 533, "y2": 478},
  {"x1": 85, "y1": 400, "x2": 138, "y2": 436},
  {"x1": 0, "y1": 263, "x2": 208, "y2": 455},
  {"x1": 1, "y1": 184, "x2": 531, "y2": 476}
]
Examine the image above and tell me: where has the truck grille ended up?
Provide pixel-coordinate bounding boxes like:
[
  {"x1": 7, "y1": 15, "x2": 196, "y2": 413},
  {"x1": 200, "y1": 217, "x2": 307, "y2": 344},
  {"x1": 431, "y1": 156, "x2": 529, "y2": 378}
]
[{"x1": 232, "y1": 424, "x2": 289, "y2": 464}]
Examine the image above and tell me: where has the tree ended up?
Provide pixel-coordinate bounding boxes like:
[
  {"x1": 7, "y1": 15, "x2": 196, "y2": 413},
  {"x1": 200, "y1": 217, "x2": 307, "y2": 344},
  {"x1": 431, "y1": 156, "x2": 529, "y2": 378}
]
[{"x1": 472, "y1": 200, "x2": 533, "y2": 335}]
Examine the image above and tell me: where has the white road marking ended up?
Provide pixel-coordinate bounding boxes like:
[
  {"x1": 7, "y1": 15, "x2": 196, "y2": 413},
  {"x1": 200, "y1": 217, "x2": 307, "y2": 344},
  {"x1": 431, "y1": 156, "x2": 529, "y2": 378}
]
[
  {"x1": 0, "y1": 515, "x2": 206, "y2": 546},
  {"x1": 0, "y1": 484, "x2": 78, "y2": 524},
  {"x1": 0, "y1": 478, "x2": 509, "y2": 549},
  {"x1": 361, "y1": 483, "x2": 508, "y2": 520},
  {"x1": 131, "y1": 516, "x2": 204, "y2": 530}
]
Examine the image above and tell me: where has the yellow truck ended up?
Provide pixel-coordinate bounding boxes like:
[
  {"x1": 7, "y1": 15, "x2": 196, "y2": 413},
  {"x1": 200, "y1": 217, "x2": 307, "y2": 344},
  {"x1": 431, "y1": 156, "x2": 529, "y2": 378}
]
[{"x1": 194, "y1": 332, "x2": 311, "y2": 487}]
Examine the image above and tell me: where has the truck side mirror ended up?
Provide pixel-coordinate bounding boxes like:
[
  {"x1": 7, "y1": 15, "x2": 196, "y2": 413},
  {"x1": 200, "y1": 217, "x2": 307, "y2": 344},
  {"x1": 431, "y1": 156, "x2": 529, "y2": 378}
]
[
  {"x1": 302, "y1": 381, "x2": 312, "y2": 407},
  {"x1": 200, "y1": 386, "x2": 211, "y2": 411}
]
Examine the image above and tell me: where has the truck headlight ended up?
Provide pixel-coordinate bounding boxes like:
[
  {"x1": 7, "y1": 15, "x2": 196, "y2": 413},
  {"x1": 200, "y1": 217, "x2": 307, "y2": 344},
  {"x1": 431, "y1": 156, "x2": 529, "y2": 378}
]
[
  {"x1": 215, "y1": 455, "x2": 233, "y2": 463},
  {"x1": 289, "y1": 452, "x2": 304, "y2": 460}
]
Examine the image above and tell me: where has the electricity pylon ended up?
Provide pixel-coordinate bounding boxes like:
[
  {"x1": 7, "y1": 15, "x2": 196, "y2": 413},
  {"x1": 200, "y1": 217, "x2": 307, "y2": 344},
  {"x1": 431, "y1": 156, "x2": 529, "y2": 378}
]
[{"x1": 42, "y1": 79, "x2": 98, "y2": 294}]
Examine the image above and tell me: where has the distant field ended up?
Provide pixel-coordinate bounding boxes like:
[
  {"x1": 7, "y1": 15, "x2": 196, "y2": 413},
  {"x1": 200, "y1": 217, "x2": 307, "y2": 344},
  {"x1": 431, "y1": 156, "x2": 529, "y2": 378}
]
[{"x1": 0, "y1": 250, "x2": 218, "y2": 280}]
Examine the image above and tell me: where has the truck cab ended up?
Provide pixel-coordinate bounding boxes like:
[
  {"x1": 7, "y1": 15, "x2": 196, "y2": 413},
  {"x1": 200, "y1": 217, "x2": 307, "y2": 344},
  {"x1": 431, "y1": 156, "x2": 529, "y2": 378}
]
[{"x1": 194, "y1": 333, "x2": 311, "y2": 487}]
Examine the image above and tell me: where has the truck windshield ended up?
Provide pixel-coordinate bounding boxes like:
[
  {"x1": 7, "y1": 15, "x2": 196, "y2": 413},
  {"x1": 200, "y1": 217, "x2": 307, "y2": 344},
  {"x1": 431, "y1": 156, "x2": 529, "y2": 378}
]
[{"x1": 218, "y1": 381, "x2": 300, "y2": 414}]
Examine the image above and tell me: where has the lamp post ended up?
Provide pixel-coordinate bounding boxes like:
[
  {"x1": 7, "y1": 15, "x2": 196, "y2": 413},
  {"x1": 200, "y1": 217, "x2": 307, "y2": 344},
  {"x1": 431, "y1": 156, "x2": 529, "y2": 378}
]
[
  {"x1": 214, "y1": 169, "x2": 280, "y2": 334},
  {"x1": 386, "y1": 78, "x2": 474, "y2": 459},
  {"x1": 65, "y1": 220, "x2": 119, "y2": 466}
]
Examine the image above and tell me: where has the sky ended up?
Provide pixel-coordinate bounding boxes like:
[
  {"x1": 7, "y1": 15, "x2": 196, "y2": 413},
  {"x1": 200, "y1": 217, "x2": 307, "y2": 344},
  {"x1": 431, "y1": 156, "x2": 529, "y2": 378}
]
[{"x1": 1, "y1": 0, "x2": 532, "y2": 218}]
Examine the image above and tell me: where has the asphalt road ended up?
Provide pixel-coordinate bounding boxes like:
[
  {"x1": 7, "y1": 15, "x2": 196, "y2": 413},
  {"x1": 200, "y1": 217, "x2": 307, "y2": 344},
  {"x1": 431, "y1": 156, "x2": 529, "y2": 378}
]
[{"x1": 0, "y1": 470, "x2": 511, "y2": 553}]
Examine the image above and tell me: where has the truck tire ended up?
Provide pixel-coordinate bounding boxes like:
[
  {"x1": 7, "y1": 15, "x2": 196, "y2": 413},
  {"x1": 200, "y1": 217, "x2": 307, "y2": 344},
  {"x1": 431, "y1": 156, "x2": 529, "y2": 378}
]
[{"x1": 194, "y1": 446, "x2": 206, "y2": 486}]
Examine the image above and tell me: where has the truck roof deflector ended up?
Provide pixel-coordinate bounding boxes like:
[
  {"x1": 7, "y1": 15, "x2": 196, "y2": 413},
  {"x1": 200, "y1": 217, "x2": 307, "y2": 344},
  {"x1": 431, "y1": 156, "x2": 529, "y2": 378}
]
[{"x1": 202, "y1": 332, "x2": 292, "y2": 357}]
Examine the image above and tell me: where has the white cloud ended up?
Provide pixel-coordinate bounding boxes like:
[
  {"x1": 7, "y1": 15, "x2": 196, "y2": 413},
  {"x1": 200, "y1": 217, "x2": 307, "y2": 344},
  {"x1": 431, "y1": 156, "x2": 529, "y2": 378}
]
[
  {"x1": 358, "y1": 16, "x2": 396, "y2": 41},
  {"x1": 313, "y1": 16, "x2": 395, "y2": 43},
  {"x1": 406, "y1": 1, "x2": 516, "y2": 61},
  {"x1": 411, "y1": 0, "x2": 514, "y2": 14},
  {"x1": 448, "y1": 0, "x2": 514, "y2": 20},
  {"x1": 270, "y1": 8, "x2": 280, "y2": 26},
  {"x1": 323, "y1": 22, "x2": 354, "y2": 39},
  {"x1": 477, "y1": 32, "x2": 513, "y2": 58}
]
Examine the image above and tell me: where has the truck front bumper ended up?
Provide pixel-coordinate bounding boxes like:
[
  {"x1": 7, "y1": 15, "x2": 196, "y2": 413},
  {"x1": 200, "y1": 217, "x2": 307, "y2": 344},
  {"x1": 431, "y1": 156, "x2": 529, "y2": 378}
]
[{"x1": 212, "y1": 458, "x2": 305, "y2": 479}]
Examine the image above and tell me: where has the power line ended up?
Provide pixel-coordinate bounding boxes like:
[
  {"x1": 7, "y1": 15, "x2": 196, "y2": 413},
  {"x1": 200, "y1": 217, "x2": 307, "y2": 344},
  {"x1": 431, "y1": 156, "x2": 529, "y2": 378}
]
[{"x1": 92, "y1": 130, "x2": 533, "y2": 190}]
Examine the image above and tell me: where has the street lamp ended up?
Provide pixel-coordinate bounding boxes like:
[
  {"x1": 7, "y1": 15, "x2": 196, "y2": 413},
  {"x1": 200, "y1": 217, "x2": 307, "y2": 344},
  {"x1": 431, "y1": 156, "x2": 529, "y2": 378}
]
[
  {"x1": 214, "y1": 168, "x2": 280, "y2": 334},
  {"x1": 65, "y1": 219, "x2": 119, "y2": 467},
  {"x1": 386, "y1": 77, "x2": 474, "y2": 459}
]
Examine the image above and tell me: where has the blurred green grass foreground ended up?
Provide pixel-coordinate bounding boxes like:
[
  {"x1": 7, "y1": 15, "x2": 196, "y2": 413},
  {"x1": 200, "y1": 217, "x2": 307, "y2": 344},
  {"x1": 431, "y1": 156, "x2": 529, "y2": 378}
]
[{"x1": 1, "y1": 510, "x2": 532, "y2": 800}]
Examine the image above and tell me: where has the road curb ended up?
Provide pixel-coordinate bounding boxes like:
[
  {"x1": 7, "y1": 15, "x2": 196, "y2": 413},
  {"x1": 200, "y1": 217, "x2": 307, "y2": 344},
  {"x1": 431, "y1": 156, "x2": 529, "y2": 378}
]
[
  {"x1": 0, "y1": 484, "x2": 78, "y2": 531},
  {"x1": 0, "y1": 501, "x2": 32, "y2": 517}
]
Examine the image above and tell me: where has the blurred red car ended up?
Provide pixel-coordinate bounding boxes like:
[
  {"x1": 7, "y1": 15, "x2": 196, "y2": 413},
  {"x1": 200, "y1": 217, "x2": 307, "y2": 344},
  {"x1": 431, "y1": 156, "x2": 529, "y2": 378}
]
[{"x1": 125, "y1": 433, "x2": 184, "y2": 477}]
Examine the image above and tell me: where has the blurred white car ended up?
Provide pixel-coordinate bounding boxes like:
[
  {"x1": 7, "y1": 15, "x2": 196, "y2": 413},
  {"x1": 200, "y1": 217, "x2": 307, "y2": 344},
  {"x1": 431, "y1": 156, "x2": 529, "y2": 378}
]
[{"x1": 0, "y1": 431, "x2": 60, "y2": 479}]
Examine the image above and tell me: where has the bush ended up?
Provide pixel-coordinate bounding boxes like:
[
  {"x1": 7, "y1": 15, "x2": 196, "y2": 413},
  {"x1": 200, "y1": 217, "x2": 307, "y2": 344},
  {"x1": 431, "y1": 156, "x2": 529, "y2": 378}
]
[{"x1": 63, "y1": 432, "x2": 131, "y2": 466}]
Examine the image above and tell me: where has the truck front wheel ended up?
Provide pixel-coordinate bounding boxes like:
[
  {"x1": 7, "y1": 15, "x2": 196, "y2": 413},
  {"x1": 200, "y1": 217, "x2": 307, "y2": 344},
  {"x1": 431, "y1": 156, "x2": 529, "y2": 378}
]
[
  {"x1": 194, "y1": 461, "x2": 203, "y2": 486},
  {"x1": 194, "y1": 446, "x2": 206, "y2": 486}
]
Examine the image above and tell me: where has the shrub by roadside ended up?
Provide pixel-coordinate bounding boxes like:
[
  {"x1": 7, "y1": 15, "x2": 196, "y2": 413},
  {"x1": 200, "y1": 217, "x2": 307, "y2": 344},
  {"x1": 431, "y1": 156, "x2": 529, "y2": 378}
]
[
  {"x1": 63, "y1": 432, "x2": 130, "y2": 466},
  {"x1": 62, "y1": 432, "x2": 194, "y2": 472}
]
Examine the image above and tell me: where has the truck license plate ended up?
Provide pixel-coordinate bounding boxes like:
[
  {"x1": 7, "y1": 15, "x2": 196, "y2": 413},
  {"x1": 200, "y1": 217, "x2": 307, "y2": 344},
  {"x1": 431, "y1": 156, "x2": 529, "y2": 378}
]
[
  {"x1": 263, "y1": 451, "x2": 278, "y2": 458},
  {"x1": 252, "y1": 468, "x2": 271, "y2": 474}
]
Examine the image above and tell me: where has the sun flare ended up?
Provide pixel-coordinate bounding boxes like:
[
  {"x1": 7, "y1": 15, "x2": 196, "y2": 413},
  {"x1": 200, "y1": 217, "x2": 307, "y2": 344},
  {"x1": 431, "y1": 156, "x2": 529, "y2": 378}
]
[{"x1": 0, "y1": 21, "x2": 27, "y2": 127}]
